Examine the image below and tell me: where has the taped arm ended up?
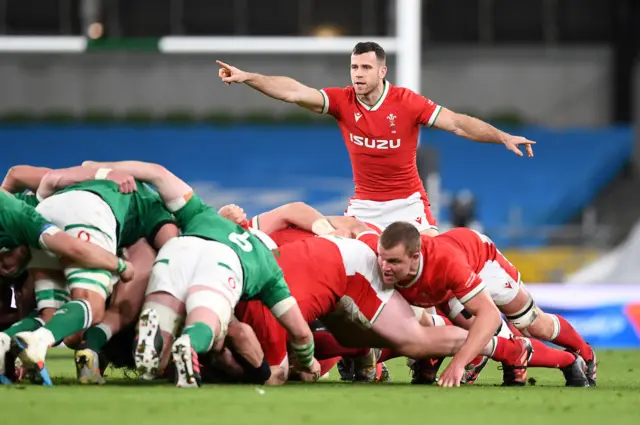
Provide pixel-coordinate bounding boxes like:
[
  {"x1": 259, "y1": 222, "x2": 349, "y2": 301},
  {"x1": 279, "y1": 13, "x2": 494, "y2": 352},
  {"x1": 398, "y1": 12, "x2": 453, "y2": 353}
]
[{"x1": 36, "y1": 166, "x2": 111, "y2": 200}]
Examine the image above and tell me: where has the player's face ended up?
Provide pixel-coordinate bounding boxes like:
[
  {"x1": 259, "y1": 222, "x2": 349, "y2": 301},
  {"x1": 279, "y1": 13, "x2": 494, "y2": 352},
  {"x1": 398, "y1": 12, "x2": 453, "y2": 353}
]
[
  {"x1": 350, "y1": 52, "x2": 387, "y2": 96},
  {"x1": 377, "y1": 243, "x2": 420, "y2": 285},
  {"x1": 0, "y1": 246, "x2": 29, "y2": 277}
]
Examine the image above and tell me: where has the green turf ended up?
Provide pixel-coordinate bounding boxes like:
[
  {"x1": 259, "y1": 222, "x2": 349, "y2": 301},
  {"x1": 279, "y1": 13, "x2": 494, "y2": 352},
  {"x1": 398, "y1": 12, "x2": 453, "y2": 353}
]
[{"x1": 3, "y1": 349, "x2": 639, "y2": 425}]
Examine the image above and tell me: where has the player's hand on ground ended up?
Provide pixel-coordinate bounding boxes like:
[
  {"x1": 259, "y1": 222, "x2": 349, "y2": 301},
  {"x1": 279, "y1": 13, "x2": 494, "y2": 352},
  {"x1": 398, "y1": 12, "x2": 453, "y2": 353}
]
[
  {"x1": 218, "y1": 204, "x2": 247, "y2": 226},
  {"x1": 119, "y1": 260, "x2": 135, "y2": 283},
  {"x1": 437, "y1": 362, "x2": 464, "y2": 387},
  {"x1": 298, "y1": 358, "x2": 322, "y2": 382},
  {"x1": 106, "y1": 171, "x2": 137, "y2": 194},
  {"x1": 502, "y1": 135, "x2": 535, "y2": 158},
  {"x1": 217, "y1": 60, "x2": 249, "y2": 86}
]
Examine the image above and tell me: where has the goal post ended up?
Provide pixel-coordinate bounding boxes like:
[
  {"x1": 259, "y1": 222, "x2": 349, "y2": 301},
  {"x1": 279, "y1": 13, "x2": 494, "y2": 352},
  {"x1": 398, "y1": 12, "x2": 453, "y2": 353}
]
[{"x1": 0, "y1": 0, "x2": 422, "y2": 92}]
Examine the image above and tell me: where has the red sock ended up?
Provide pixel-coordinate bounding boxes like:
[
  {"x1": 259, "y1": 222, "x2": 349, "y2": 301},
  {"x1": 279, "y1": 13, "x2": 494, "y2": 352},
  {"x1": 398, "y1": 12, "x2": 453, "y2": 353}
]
[
  {"x1": 312, "y1": 331, "x2": 369, "y2": 360},
  {"x1": 528, "y1": 339, "x2": 575, "y2": 368},
  {"x1": 551, "y1": 315, "x2": 593, "y2": 361},
  {"x1": 319, "y1": 357, "x2": 341, "y2": 375},
  {"x1": 491, "y1": 337, "x2": 521, "y2": 364},
  {"x1": 377, "y1": 348, "x2": 401, "y2": 363}
]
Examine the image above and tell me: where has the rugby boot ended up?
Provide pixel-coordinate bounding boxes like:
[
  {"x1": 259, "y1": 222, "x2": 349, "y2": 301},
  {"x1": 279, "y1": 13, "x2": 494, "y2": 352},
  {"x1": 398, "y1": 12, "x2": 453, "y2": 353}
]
[
  {"x1": 584, "y1": 345, "x2": 597, "y2": 387},
  {"x1": 75, "y1": 347, "x2": 105, "y2": 384},
  {"x1": 561, "y1": 353, "x2": 589, "y2": 387},
  {"x1": 409, "y1": 357, "x2": 444, "y2": 385},
  {"x1": 13, "y1": 330, "x2": 53, "y2": 386},
  {"x1": 462, "y1": 355, "x2": 489, "y2": 385},
  {"x1": 500, "y1": 337, "x2": 533, "y2": 387},
  {"x1": 134, "y1": 308, "x2": 164, "y2": 381},
  {"x1": 337, "y1": 358, "x2": 354, "y2": 381},
  {"x1": 353, "y1": 348, "x2": 379, "y2": 382},
  {"x1": 378, "y1": 362, "x2": 392, "y2": 382},
  {"x1": 172, "y1": 335, "x2": 202, "y2": 388}
]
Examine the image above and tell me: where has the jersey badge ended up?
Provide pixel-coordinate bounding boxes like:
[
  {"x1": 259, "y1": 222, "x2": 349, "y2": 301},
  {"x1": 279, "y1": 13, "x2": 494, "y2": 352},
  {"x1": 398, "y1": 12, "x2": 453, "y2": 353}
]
[
  {"x1": 354, "y1": 112, "x2": 363, "y2": 123},
  {"x1": 387, "y1": 113, "x2": 397, "y2": 133}
]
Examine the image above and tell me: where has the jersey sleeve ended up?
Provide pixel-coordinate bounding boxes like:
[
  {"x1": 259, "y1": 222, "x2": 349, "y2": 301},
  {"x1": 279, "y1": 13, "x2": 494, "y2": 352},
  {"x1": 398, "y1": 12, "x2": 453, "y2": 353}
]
[
  {"x1": 356, "y1": 232, "x2": 379, "y2": 253},
  {"x1": 246, "y1": 215, "x2": 259, "y2": 231},
  {"x1": 258, "y1": 272, "x2": 293, "y2": 311},
  {"x1": 442, "y1": 252, "x2": 485, "y2": 304},
  {"x1": 1, "y1": 192, "x2": 59, "y2": 249},
  {"x1": 407, "y1": 90, "x2": 442, "y2": 127},
  {"x1": 319, "y1": 87, "x2": 348, "y2": 119},
  {"x1": 173, "y1": 193, "x2": 208, "y2": 230}
]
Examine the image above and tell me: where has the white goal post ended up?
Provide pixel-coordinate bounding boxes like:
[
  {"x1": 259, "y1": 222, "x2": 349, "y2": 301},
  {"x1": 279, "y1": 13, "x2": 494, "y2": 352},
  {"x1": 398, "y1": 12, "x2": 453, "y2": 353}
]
[{"x1": 0, "y1": 0, "x2": 422, "y2": 92}]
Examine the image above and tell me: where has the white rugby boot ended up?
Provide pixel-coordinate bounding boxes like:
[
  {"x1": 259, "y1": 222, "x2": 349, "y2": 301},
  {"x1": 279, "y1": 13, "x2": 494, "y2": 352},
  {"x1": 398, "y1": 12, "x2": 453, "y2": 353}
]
[
  {"x1": 171, "y1": 335, "x2": 202, "y2": 388},
  {"x1": 134, "y1": 308, "x2": 164, "y2": 381},
  {"x1": 13, "y1": 329, "x2": 53, "y2": 386}
]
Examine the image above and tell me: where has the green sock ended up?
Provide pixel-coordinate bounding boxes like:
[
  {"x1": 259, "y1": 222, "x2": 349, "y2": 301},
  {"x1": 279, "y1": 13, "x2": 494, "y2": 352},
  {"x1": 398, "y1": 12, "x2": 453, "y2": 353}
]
[
  {"x1": 45, "y1": 300, "x2": 92, "y2": 342},
  {"x1": 82, "y1": 324, "x2": 112, "y2": 351},
  {"x1": 4, "y1": 317, "x2": 44, "y2": 338},
  {"x1": 182, "y1": 322, "x2": 214, "y2": 353}
]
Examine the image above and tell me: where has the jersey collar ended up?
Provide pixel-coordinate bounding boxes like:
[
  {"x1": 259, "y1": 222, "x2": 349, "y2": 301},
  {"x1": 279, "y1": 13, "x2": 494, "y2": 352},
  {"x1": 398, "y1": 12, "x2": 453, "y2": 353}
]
[
  {"x1": 357, "y1": 80, "x2": 390, "y2": 111},
  {"x1": 396, "y1": 253, "x2": 424, "y2": 289}
]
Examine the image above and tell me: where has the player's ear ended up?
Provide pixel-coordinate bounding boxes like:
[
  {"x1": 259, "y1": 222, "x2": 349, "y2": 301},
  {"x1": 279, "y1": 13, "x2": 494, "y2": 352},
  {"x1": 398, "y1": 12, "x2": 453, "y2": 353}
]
[{"x1": 379, "y1": 65, "x2": 388, "y2": 79}]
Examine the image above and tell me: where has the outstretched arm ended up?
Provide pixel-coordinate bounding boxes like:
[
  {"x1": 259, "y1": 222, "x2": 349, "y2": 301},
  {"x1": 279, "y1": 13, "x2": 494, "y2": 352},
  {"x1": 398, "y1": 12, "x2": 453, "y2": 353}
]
[
  {"x1": 251, "y1": 202, "x2": 336, "y2": 235},
  {"x1": 2, "y1": 165, "x2": 51, "y2": 193},
  {"x1": 217, "y1": 61, "x2": 325, "y2": 113},
  {"x1": 36, "y1": 166, "x2": 136, "y2": 200},
  {"x1": 433, "y1": 107, "x2": 535, "y2": 157},
  {"x1": 82, "y1": 160, "x2": 191, "y2": 206}
]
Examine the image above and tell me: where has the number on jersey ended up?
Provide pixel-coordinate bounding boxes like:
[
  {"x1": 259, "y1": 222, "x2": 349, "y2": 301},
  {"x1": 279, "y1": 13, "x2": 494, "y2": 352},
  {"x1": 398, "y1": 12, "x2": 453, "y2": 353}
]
[{"x1": 229, "y1": 231, "x2": 253, "y2": 252}]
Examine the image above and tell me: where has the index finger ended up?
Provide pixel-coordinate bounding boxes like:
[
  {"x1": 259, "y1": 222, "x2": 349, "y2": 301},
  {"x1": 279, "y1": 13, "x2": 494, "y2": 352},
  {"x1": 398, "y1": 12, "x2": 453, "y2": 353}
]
[{"x1": 216, "y1": 60, "x2": 232, "y2": 70}]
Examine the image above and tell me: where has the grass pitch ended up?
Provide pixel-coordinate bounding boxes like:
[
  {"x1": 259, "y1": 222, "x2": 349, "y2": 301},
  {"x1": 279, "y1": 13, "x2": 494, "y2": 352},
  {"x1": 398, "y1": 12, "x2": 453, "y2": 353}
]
[{"x1": 2, "y1": 349, "x2": 639, "y2": 425}]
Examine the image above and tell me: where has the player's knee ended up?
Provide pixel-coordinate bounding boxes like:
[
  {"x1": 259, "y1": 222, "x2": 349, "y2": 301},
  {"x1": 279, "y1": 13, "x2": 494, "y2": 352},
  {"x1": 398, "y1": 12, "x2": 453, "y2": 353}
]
[
  {"x1": 186, "y1": 289, "x2": 232, "y2": 336},
  {"x1": 505, "y1": 297, "x2": 541, "y2": 337},
  {"x1": 522, "y1": 311, "x2": 559, "y2": 341},
  {"x1": 63, "y1": 331, "x2": 83, "y2": 349}
]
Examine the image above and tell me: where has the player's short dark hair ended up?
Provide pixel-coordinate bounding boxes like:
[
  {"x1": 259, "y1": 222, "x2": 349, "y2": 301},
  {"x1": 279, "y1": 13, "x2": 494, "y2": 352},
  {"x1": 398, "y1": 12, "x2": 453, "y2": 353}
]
[
  {"x1": 380, "y1": 222, "x2": 421, "y2": 255},
  {"x1": 352, "y1": 42, "x2": 386, "y2": 63}
]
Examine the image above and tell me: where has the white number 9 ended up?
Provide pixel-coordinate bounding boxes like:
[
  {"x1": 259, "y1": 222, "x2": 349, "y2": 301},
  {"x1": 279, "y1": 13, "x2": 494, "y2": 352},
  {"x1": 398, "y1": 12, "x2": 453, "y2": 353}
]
[{"x1": 229, "y1": 231, "x2": 253, "y2": 252}]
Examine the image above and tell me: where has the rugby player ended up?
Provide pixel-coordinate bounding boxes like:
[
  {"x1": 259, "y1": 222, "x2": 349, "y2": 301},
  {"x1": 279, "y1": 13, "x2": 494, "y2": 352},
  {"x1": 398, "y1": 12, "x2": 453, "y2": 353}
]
[
  {"x1": 81, "y1": 160, "x2": 320, "y2": 388},
  {"x1": 0, "y1": 187, "x2": 135, "y2": 384},
  {"x1": 8, "y1": 166, "x2": 178, "y2": 386},
  {"x1": 356, "y1": 222, "x2": 593, "y2": 387},
  {"x1": 217, "y1": 41, "x2": 535, "y2": 236},
  {"x1": 225, "y1": 222, "x2": 533, "y2": 386},
  {"x1": 1, "y1": 164, "x2": 173, "y2": 385}
]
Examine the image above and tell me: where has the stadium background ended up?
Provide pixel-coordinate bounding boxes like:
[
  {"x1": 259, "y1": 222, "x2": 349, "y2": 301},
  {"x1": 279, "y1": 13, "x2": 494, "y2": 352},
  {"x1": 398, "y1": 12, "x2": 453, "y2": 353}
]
[{"x1": 1, "y1": 0, "x2": 639, "y2": 348}]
